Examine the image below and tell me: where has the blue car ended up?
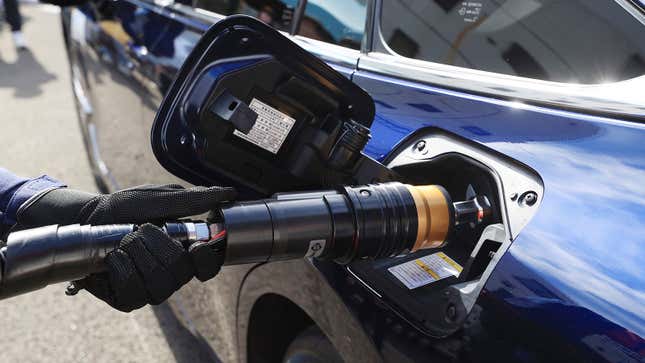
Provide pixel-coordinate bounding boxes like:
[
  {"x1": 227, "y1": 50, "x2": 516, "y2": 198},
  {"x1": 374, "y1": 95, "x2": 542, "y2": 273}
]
[{"x1": 62, "y1": 0, "x2": 645, "y2": 362}]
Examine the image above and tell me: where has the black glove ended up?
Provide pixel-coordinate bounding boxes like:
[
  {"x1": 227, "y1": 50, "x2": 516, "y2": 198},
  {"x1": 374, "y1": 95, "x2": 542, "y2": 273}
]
[
  {"x1": 78, "y1": 223, "x2": 197, "y2": 312},
  {"x1": 16, "y1": 184, "x2": 235, "y2": 312},
  {"x1": 16, "y1": 184, "x2": 235, "y2": 226}
]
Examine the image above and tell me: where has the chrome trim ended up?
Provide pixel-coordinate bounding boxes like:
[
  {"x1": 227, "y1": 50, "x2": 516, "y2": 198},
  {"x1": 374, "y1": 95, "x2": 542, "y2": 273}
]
[
  {"x1": 358, "y1": 53, "x2": 645, "y2": 120},
  {"x1": 192, "y1": 7, "x2": 224, "y2": 21},
  {"x1": 361, "y1": 0, "x2": 376, "y2": 53},
  {"x1": 290, "y1": 35, "x2": 360, "y2": 69},
  {"x1": 70, "y1": 63, "x2": 119, "y2": 191},
  {"x1": 87, "y1": 124, "x2": 119, "y2": 190},
  {"x1": 345, "y1": 266, "x2": 382, "y2": 298},
  {"x1": 180, "y1": 222, "x2": 211, "y2": 241},
  {"x1": 617, "y1": 0, "x2": 645, "y2": 25},
  {"x1": 170, "y1": 3, "x2": 225, "y2": 25},
  {"x1": 185, "y1": 222, "x2": 197, "y2": 241},
  {"x1": 194, "y1": 223, "x2": 211, "y2": 241},
  {"x1": 370, "y1": 0, "x2": 397, "y2": 56},
  {"x1": 71, "y1": 72, "x2": 93, "y2": 116}
]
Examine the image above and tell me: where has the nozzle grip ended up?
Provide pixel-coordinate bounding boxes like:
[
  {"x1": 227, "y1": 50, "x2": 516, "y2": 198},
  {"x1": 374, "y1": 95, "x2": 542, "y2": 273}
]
[
  {"x1": 0, "y1": 222, "x2": 213, "y2": 299},
  {"x1": 0, "y1": 224, "x2": 135, "y2": 299}
]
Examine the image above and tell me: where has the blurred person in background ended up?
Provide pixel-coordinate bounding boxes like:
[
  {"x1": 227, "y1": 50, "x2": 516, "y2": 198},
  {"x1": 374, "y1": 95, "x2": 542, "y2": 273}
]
[{"x1": 2, "y1": 0, "x2": 26, "y2": 50}]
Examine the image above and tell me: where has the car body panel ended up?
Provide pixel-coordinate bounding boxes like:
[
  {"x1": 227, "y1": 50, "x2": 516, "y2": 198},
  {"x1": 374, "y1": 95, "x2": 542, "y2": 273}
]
[
  {"x1": 63, "y1": 1, "x2": 645, "y2": 362},
  {"x1": 237, "y1": 260, "x2": 383, "y2": 363},
  {"x1": 353, "y1": 70, "x2": 645, "y2": 361}
]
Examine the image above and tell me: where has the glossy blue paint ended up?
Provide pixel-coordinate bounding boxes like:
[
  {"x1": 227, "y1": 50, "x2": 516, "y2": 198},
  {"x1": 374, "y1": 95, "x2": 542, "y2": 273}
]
[
  {"x1": 135, "y1": 7, "x2": 645, "y2": 360},
  {"x1": 354, "y1": 70, "x2": 645, "y2": 360}
]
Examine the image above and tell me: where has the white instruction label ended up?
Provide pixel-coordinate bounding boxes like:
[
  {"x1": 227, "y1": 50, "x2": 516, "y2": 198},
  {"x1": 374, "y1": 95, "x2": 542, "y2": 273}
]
[
  {"x1": 234, "y1": 98, "x2": 296, "y2": 154},
  {"x1": 388, "y1": 252, "x2": 463, "y2": 289}
]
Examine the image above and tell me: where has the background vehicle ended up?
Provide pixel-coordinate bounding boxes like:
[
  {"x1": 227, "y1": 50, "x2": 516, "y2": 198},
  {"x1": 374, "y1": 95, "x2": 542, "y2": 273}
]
[{"x1": 62, "y1": 1, "x2": 645, "y2": 362}]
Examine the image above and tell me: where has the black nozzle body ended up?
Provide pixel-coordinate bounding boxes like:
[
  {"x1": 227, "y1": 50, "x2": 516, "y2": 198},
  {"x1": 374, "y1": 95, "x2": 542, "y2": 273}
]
[
  {"x1": 221, "y1": 182, "x2": 418, "y2": 265},
  {"x1": 0, "y1": 224, "x2": 135, "y2": 299},
  {"x1": 0, "y1": 222, "x2": 207, "y2": 299}
]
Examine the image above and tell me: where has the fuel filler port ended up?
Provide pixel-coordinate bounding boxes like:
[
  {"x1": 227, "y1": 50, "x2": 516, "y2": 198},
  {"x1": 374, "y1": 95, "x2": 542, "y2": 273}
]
[{"x1": 343, "y1": 130, "x2": 543, "y2": 339}]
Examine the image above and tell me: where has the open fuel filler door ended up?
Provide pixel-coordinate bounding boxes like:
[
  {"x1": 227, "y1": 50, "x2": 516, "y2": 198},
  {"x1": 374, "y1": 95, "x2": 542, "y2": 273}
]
[{"x1": 151, "y1": 15, "x2": 395, "y2": 197}]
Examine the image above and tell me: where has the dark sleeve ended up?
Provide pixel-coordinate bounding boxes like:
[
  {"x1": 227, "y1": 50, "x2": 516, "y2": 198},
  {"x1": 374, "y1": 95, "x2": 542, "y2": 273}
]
[{"x1": 0, "y1": 168, "x2": 65, "y2": 236}]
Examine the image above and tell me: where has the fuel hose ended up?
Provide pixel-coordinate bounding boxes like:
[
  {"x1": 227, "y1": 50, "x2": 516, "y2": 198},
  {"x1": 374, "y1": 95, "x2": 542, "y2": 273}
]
[{"x1": 0, "y1": 182, "x2": 491, "y2": 299}]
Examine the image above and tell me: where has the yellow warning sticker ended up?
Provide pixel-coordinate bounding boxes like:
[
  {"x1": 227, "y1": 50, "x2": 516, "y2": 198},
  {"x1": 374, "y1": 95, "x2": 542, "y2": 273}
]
[{"x1": 388, "y1": 252, "x2": 462, "y2": 289}]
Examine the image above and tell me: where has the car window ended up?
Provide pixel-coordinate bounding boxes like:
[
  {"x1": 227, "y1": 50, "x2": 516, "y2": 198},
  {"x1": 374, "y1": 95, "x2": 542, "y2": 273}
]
[
  {"x1": 193, "y1": 0, "x2": 298, "y2": 32},
  {"x1": 295, "y1": 0, "x2": 367, "y2": 50},
  {"x1": 380, "y1": 0, "x2": 645, "y2": 84}
]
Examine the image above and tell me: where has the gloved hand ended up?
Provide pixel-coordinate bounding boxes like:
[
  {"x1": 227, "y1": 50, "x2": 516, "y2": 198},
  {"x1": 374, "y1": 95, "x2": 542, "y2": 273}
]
[
  {"x1": 15, "y1": 184, "x2": 235, "y2": 312},
  {"x1": 16, "y1": 184, "x2": 235, "y2": 226}
]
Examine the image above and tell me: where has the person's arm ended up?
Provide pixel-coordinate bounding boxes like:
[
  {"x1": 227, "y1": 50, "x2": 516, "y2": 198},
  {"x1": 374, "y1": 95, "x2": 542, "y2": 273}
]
[{"x1": 0, "y1": 167, "x2": 65, "y2": 237}]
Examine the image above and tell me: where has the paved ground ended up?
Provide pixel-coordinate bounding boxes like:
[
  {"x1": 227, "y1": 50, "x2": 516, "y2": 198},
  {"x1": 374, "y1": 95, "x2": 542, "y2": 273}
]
[{"x1": 0, "y1": 4, "x2": 215, "y2": 362}]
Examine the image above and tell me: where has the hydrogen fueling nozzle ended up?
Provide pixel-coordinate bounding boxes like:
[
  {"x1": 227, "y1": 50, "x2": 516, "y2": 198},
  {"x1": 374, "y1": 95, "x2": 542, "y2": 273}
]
[
  {"x1": 220, "y1": 182, "x2": 492, "y2": 265},
  {"x1": 0, "y1": 182, "x2": 491, "y2": 299}
]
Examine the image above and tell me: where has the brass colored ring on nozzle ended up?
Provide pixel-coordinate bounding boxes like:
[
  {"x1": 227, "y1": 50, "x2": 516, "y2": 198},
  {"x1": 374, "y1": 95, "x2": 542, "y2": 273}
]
[{"x1": 405, "y1": 184, "x2": 453, "y2": 251}]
